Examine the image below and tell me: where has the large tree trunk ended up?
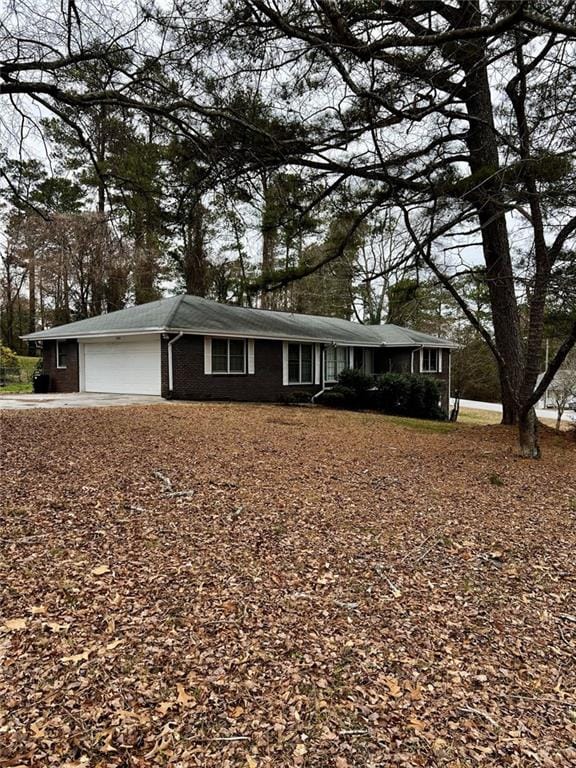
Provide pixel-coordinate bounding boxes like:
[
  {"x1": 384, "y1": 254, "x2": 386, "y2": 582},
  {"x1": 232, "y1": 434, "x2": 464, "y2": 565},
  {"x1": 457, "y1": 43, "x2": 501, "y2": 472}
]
[
  {"x1": 519, "y1": 407, "x2": 541, "y2": 459},
  {"x1": 460, "y1": 11, "x2": 524, "y2": 426},
  {"x1": 183, "y1": 202, "x2": 207, "y2": 296},
  {"x1": 261, "y1": 173, "x2": 277, "y2": 310},
  {"x1": 133, "y1": 211, "x2": 159, "y2": 305},
  {"x1": 27, "y1": 252, "x2": 36, "y2": 356}
]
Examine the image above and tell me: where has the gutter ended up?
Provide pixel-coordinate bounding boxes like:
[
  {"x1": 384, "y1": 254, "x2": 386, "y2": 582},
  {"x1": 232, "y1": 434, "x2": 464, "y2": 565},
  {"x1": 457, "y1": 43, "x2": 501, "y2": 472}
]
[
  {"x1": 167, "y1": 332, "x2": 184, "y2": 394},
  {"x1": 411, "y1": 345, "x2": 423, "y2": 374}
]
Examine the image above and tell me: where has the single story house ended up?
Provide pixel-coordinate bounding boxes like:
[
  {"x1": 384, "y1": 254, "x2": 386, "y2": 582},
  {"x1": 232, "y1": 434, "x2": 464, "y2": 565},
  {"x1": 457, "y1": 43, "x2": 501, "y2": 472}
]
[
  {"x1": 536, "y1": 369, "x2": 576, "y2": 409},
  {"x1": 23, "y1": 294, "x2": 457, "y2": 410}
]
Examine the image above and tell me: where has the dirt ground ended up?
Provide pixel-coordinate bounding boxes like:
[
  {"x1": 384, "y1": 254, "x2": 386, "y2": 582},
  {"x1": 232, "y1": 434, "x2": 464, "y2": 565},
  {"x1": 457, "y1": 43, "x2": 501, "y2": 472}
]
[{"x1": 1, "y1": 403, "x2": 575, "y2": 767}]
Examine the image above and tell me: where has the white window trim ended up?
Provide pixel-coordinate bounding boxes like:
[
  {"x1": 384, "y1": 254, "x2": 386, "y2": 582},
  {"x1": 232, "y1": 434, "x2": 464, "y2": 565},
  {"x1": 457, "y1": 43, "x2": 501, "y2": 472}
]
[
  {"x1": 324, "y1": 345, "x2": 350, "y2": 384},
  {"x1": 56, "y1": 341, "x2": 67, "y2": 369},
  {"x1": 420, "y1": 347, "x2": 441, "y2": 374},
  {"x1": 209, "y1": 337, "x2": 247, "y2": 375},
  {"x1": 247, "y1": 339, "x2": 255, "y2": 375},
  {"x1": 282, "y1": 342, "x2": 289, "y2": 385},
  {"x1": 284, "y1": 342, "x2": 314, "y2": 385},
  {"x1": 204, "y1": 337, "x2": 212, "y2": 374}
]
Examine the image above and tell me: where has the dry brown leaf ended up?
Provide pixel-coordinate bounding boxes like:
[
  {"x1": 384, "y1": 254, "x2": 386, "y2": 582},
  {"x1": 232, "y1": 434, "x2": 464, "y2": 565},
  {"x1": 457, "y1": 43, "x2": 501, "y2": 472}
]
[
  {"x1": 2, "y1": 404, "x2": 576, "y2": 767},
  {"x1": 3, "y1": 618, "x2": 27, "y2": 631},
  {"x1": 43, "y1": 621, "x2": 69, "y2": 633},
  {"x1": 384, "y1": 676, "x2": 402, "y2": 697},
  {"x1": 91, "y1": 564, "x2": 111, "y2": 576},
  {"x1": 176, "y1": 683, "x2": 192, "y2": 705},
  {"x1": 61, "y1": 648, "x2": 91, "y2": 663}
]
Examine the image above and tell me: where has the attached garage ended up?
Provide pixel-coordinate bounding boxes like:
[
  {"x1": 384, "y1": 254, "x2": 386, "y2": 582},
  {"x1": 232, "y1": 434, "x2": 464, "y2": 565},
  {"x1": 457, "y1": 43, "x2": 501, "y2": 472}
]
[{"x1": 81, "y1": 335, "x2": 161, "y2": 395}]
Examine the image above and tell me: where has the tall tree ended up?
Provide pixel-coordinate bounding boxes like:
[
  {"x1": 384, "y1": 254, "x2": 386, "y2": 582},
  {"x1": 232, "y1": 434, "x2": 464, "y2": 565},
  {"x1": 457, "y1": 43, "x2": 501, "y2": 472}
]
[{"x1": 4, "y1": 1, "x2": 576, "y2": 455}]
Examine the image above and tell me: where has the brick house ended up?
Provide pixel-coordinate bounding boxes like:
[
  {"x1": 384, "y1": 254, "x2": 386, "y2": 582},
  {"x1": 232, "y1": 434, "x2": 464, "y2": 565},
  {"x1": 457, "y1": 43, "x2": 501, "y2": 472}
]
[{"x1": 23, "y1": 295, "x2": 457, "y2": 411}]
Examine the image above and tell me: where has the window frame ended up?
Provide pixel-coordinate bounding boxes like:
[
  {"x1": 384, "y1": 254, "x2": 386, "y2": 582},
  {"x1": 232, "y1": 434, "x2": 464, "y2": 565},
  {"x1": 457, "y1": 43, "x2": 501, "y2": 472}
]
[
  {"x1": 287, "y1": 342, "x2": 314, "y2": 385},
  {"x1": 56, "y1": 341, "x2": 68, "y2": 370},
  {"x1": 324, "y1": 345, "x2": 349, "y2": 383},
  {"x1": 421, "y1": 347, "x2": 440, "y2": 373},
  {"x1": 211, "y1": 338, "x2": 247, "y2": 375}
]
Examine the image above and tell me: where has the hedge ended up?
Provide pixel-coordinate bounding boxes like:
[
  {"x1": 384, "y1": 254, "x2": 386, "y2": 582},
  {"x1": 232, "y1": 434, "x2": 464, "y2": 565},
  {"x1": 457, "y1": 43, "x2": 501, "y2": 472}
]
[{"x1": 316, "y1": 368, "x2": 445, "y2": 420}]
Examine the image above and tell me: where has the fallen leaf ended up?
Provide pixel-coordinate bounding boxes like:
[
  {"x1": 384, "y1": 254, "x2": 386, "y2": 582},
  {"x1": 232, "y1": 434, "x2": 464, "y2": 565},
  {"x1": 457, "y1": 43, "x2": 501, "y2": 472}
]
[
  {"x1": 176, "y1": 683, "x2": 192, "y2": 705},
  {"x1": 408, "y1": 717, "x2": 428, "y2": 731},
  {"x1": 91, "y1": 564, "x2": 110, "y2": 576},
  {"x1": 62, "y1": 649, "x2": 91, "y2": 663},
  {"x1": 384, "y1": 676, "x2": 402, "y2": 697},
  {"x1": 43, "y1": 621, "x2": 70, "y2": 633},
  {"x1": 3, "y1": 618, "x2": 27, "y2": 631}
]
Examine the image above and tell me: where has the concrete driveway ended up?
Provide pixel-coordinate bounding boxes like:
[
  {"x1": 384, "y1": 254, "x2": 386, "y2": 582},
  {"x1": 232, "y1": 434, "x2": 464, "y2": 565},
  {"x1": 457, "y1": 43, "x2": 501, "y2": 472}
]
[{"x1": 0, "y1": 392, "x2": 164, "y2": 410}]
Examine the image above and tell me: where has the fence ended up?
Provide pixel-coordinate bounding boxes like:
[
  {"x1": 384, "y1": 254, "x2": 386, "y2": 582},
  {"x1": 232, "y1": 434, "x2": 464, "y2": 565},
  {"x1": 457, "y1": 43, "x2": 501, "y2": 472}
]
[{"x1": 0, "y1": 364, "x2": 37, "y2": 387}]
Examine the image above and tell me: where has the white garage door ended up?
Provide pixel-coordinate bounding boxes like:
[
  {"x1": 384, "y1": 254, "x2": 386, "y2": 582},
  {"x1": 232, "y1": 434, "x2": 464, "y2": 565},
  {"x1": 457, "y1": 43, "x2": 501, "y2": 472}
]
[{"x1": 83, "y1": 336, "x2": 161, "y2": 395}]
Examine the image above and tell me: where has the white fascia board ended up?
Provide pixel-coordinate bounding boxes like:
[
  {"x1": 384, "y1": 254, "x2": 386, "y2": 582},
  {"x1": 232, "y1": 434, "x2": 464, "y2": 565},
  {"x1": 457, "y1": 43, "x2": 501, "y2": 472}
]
[
  {"x1": 22, "y1": 327, "x2": 165, "y2": 341},
  {"x1": 24, "y1": 324, "x2": 456, "y2": 349},
  {"x1": 166, "y1": 328, "x2": 386, "y2": 347}
]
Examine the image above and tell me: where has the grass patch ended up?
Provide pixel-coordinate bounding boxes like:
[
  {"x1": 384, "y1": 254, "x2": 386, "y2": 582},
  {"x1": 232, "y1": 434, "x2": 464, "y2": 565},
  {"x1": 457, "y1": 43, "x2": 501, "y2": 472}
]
[
  {"x1": 0, "y1": 382, "x2": 33, "y2": 394},
  {"x1": 0, "y1": 355, "x2": 38, "y2": 395},
  {"x1": 357, "y1": 411, "x2": 457, "y2": 433},
  {"x1": 457, "y1": 407, "x2": 502, "y2": 426}
]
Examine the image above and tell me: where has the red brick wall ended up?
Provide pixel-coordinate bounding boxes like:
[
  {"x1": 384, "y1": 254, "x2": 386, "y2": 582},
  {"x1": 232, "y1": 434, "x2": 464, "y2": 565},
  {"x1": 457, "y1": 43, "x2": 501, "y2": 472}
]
[
  {"x1": 162, "y1": 334, "x2": 323, "y2": 401},
  {"x1": 162, "y1": 335, "x2": 452, "y2": 408},
  {"x1": 42, "y1": 340, "x2": 79, "y2": 393}
]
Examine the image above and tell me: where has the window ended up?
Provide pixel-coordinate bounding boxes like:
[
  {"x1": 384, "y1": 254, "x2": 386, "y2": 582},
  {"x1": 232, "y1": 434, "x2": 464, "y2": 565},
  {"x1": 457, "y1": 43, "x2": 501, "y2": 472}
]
[
  {"x1": 421, "y1": 348, "x2": 440, "y2": 373},
  {"x1": 288, "y1": 343, "x2": 313, "y2": 384},
  {"x1": 56, "y1": 341, "x2": 67, "y2": 369},
  {"x1": 211, "y1": 338, "x2": 246, "y2": 374},
  {"x1": 325, "y1": 346, "x2": 349, "y2": 382}
]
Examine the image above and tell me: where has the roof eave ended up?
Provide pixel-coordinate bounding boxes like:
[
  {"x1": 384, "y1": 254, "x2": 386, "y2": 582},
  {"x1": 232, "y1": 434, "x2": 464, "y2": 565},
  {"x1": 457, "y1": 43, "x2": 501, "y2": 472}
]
[
  {"x1": 22, "y1": 325, "x2": 458, "y2": 348},
  {"x1": 21, "y1": 327, "x2": 165, "y2": 341}
]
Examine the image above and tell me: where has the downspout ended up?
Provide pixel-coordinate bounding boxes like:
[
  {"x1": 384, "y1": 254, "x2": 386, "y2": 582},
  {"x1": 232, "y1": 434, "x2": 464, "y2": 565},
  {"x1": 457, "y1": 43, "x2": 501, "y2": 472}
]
[
  {"x1": 167, "y1": 332, "x2": 184, "y2": 396},
  {"x1": 411, "y1": 345, "x2": 423, "y2": 374},
  {"x1": 312, "y1": 342, "x2": 330, "y2": 403}
]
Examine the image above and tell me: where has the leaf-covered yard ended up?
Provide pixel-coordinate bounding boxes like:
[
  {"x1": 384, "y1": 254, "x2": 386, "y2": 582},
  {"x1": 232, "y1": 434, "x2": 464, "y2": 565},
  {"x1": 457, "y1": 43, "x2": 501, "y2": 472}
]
[{"x1": 1, "y1": 404, "x2": 575, "y2": 767}]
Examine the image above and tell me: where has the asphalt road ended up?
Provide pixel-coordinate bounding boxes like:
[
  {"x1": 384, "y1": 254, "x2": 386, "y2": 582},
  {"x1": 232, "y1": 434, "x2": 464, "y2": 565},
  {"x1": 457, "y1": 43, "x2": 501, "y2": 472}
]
[{"x1": 454, "y1": 398, "x2": 575, "y2": 424}]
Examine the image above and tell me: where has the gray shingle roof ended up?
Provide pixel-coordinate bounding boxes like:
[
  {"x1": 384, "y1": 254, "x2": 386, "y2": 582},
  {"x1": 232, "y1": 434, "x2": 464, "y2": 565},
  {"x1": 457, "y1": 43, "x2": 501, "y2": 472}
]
[{"x1": 23, "y1": 294, "x2": 457, "y2": 348}]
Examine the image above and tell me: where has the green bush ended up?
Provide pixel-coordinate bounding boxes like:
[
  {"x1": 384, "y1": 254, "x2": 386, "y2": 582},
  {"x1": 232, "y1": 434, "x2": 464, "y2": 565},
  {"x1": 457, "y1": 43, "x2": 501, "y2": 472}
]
[
  {"x1": 0, "y1": 345, "x2": 19, "y2": 370},
  {"x1": 337, "y1": 368, "x2": 375, "y2": 394},
  {"x1": 315, "y1": 368, "x2": 444, "y2": 421},
  {"x1": 316, "y1": 385, "x2": 356, "y2": 409},
  {"x1": 377, "y1": 373, "x2": 445, "y2": 420}
]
